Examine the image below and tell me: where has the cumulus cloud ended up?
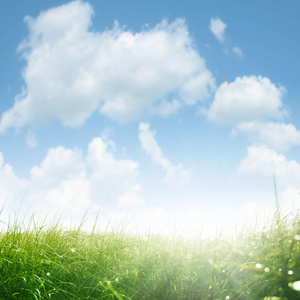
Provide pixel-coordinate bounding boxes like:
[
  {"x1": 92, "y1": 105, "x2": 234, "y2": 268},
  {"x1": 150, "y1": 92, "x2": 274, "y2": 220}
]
[
  {"x1": 138, "y1": 122, "x2": 191, "y2": 188},
  {"x1": 207, "y1": 76, "x2": 287, "y2": 125},
  {"x1": 150, "y1": 99, "x2": 182, "y2": 117},
  {"x1": 29, "y1": 146, "x2": 86, "y2": 193},
  {"x1": 0, "y1": 136, "x2": 142, "y2": 219},
  {"x1": 118, "y1": 184, "x2": 144, "y2": 207},
  {"x1": 237, "y1": 145, "x2": 300, "y2": 187},
  {"x1": 232, "y1": 122, "x2": 300, "y2": 152},
  {"x1": 0, "y1": 0, "x2": 215, "y2": 133},
  {"x1": 238, "y1": 145, "x2": 300, "y2": 221},
  {"x1": 211, "y1": 76, "x2": 300, "y2": 193},
  {"x1": 86, "y1": 137, "x2": 139, "y2": 204},
  {"x1": 0, "y1": 153, "x2": 28, "y2": 208},
  {"x1": 209, "y1": 17, "x2": 226, "y2": 43}
]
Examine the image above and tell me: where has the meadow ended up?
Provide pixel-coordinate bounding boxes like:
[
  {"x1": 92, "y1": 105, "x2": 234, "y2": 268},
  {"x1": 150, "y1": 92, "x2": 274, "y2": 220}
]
[{"x1": 0, "y1": 205, "x2": 300, "y2": 300}]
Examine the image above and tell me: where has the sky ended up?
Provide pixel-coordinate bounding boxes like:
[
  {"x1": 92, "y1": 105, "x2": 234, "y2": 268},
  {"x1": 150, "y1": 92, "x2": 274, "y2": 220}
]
[{"x1": 1, "y1": 0, "x2": 300, "y2": 237}]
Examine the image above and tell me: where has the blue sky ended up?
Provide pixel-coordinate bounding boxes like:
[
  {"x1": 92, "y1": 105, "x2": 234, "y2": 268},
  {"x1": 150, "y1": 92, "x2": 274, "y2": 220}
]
[{"x1": 1, "y1": 1, "x2": 300, "y2": 236}]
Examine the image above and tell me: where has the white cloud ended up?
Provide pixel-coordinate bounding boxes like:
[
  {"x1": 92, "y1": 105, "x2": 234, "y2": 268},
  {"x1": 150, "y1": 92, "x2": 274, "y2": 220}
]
[
  {"x1": 29, "y1": 136, "x2": 140, "y2": 211},
  {"x1": 25, "y1": 129, "x2": 38, "y2": 148},
  {"x1": 209, "y1": 17, "x2": 226, "y2": 43},
  {"x1": 281, "y1": 188, "x2": 300, "y2": 212},
  {"x1": 0, "y1": 1, "x2": 214, "y2": 132},
  {"x1": 33, "y1": 178, "x2": 92, "y2": 217},
  {"x1": 232, "y1": 122, "x2": 300, "y2": 152},
  {"x1": 86, "y1": 137, "x2": 139, "y2": 204},
  {"x1": 138, "y1": 122, "x2": 191, "y2": 188},
  {"x1": 0, "y1": 136, "x2": 142, "y2": 221},
  {"x1": 232, "y1": 46, "x2": 243, "y2": 57},
  {"x1": 179, "y1": 70, "x2": 215, "y2": 105},
  {"x1": 118, "y1": 184, "x2": 144, "y2": 207},
  {"x1": 237, "y1": 145, "x2": 300, "y2": 187},
  {"x1": 150, "y1": 99, "x2": 182, "y2": 117},
  {"x1": 0, "y1": 153, "x2": 28, "y2": 208},
  {"x1": 207, "y1": 76, "x2": 287, "y2": 125},
  {"x1": 30, "y1": 146, "x2": 86, "y2": 191}
]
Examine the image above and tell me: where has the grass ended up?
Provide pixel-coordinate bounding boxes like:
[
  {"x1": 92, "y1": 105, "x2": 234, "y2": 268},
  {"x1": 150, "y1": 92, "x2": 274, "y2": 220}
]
[{"x1": 0, "y1": 207, "x2": 300, "y2": 300}]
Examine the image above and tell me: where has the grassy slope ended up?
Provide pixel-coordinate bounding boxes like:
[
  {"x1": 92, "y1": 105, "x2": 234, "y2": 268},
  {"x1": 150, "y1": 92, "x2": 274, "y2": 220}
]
[{"x1": 0, "y1": 210, "x2": 300, "y2": 300}]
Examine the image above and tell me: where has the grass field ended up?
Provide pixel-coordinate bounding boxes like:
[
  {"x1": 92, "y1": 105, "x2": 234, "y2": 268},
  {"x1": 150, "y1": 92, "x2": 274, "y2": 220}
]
[{"x1": 0, "y1": 206, "x2": 300, "y2": 300}]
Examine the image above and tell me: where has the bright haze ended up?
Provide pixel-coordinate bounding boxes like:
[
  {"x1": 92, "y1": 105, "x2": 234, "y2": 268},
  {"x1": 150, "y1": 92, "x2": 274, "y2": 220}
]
[{"x1": 1, "y1": 1, "x2": 300, "y2": 237}]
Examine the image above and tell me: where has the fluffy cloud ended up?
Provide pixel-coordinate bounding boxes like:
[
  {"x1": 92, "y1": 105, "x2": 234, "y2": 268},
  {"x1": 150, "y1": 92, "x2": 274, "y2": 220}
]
[
  {"x1": 209, "y1": 17, "x2": 226, "y2": 43},
  {"x1": 86, "y1": 137, "x2": 139, "y2": 204},
  {"x1": 232, "y1": 122, "x2": 300, "y2": 152},
  {"x1": 0, "y1": 0, "x2": 215, "y2": 132},
  {"x1": 207, "y1": 76, "x2": 286, "y2": 125},
  {"x1": 0, "y1": 136, "x2": 142, "y2": 220},
  {"x1": 0, "y1": 154, "x2": 28, "y2": 208},
  {"x1": 118, "y1": 184, "x2": 144, "y2": 207},
  {"x1": 139, "y1": 122, "x2": 191, "y2": 188},
  {"x1": 30, "y1": 146, "x2": 86, "y2": 190},
  {"x1": 237, "y1": 145, "x2": 300, "y2": 187},
  {"x1": 27, "y1": 146, "x2": 89, "y2": 215},
  {"x1": 150, "y1": 99, "x2": 182, "y2": 117}
]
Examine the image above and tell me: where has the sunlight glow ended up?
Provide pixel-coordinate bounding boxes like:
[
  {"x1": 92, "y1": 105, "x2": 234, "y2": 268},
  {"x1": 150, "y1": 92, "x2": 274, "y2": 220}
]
[{"x1": 292, "y1": 280, "x2": 300, "y2": 291}]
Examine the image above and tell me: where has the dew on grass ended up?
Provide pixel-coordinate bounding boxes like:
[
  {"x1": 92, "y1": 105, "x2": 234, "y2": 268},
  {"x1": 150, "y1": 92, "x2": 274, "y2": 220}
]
[
  {"x1": 256, "y1": 263, "x2": 263, "y2": 269},
  {"x1": 291, "y1": 280, "x2": 300, "y2": 291},
  {"x1": 288, "y1": 270, "x2": 293, "y2": 275}
]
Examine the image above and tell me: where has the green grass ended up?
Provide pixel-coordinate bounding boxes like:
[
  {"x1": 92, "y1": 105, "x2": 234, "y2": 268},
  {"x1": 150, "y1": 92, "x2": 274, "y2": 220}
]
[{"x1": 0, "y1": 208, "x2": 300, "y2": 300}]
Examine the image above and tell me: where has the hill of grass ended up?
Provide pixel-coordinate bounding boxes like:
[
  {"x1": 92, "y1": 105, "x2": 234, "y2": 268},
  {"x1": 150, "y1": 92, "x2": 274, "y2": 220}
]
[{"x1": 0, "y1": 209, "x2": 300, "y2": 300}]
